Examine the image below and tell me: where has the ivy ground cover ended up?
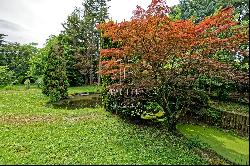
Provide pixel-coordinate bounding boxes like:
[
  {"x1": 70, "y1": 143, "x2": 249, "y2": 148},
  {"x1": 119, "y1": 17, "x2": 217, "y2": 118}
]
[{"x1": 0, "y1": 86, "x2": 206, "y2": 165}]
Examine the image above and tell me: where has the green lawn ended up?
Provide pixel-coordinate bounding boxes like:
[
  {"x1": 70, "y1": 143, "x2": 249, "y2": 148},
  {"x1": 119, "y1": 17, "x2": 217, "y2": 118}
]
[
  {"x1": 177, "y1": 124, "x2": 249, "y2": 165},
  {"x1": 68, "y1": 85, "x2": 102, "y2": 94},
  {"x1": 0, "y1": 86, "x2": 205, "y2": 165}
]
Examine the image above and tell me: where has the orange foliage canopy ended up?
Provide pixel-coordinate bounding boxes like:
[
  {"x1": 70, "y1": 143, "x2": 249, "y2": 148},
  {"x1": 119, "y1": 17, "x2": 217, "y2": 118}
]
[{"x1": 97, "y1": 0, "x2": 249, "y2": 89}]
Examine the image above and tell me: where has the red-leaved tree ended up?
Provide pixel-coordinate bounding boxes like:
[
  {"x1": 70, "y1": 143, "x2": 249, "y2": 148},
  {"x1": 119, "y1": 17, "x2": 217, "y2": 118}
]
[{"x1": 97, "y1": 0, "x2": 249, "y2": 129}]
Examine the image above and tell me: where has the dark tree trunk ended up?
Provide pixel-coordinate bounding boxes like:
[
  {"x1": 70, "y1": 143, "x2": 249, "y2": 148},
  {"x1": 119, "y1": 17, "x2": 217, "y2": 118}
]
[
  {"x1": 89, "y1": 69, "x2": 93, "y2": 85},
  {"x1": 168, "y1": 120, "x2": 177, "y2": 131},
  {"x1": 85, "y1": 74, "x2": 89, "y2": 85}
]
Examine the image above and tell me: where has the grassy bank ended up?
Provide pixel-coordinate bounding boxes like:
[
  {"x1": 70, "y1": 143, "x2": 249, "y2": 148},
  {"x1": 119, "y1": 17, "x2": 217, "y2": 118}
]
[{"x1": 177, "y1": 124, "x2": 249, "y2": 165}]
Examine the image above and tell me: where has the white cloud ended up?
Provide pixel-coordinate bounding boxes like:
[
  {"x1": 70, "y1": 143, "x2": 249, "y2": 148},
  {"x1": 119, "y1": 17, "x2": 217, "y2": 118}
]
[
  {"x1": 0, "y1": 0, "x2": 83, "y2": 47},
  {"x1": 109, "y1": 0, "x2": 179, "y2": 22},
  {"x1": 0, "y1": 0, "x2": 179, "y2": 47}
]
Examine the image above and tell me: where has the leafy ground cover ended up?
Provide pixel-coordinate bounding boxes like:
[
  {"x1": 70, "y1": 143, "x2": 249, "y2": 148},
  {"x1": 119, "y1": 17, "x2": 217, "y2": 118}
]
[
  {"x1": 177, "y1": 124, "x2": 249, "y2": 165},
  {"x1": 0, "y1": 86, "x2": 206, "y2": 165}
]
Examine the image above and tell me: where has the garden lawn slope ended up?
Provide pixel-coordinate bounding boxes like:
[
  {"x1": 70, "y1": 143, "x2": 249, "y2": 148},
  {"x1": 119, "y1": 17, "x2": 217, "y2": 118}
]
[
  {"x1": 177, "y1": 124, "x2": 249, "y2": 165},
  {"x1": 0, "y1": 86, "x2": 205, "y2": 165}
]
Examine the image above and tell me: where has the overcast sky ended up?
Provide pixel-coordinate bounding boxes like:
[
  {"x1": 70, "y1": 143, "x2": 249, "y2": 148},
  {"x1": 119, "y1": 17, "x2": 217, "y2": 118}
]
[{"x1": 0, "y1": 0, "x2": 179, "y2": 47}]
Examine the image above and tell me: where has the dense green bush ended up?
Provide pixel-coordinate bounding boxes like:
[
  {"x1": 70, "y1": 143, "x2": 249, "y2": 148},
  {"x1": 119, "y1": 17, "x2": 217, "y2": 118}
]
[
  {"x1": 192, "y1": 106, "x2": 222, "y2": 126},
  {"x1": 196, "y1": 75, "x2": 247, "y2": 101},
  {"x1": 103, "y1": 87, "x2": 148, "y2": 117},
  {"x1": 184, "y1": 136, "x2": 211, "y2": 150},
  {"x1": 102, "y1": 85, "x2": 209, "y2": 130},
  {"x1": 0, "y1": 66, "x2": 15, "y2": 85},
  {"x1": 42, "y1": 37, "x2": 69, "y2": 102},
  {"x1": 28, "y1": 47, "x2": 48, "y2": 81},
  {"x1": 35, "y1": 77, "x2": 43, "y2": 88}
]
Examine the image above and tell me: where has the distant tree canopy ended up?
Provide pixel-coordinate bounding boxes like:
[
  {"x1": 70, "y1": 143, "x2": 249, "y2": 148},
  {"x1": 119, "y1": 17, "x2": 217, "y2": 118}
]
[
  {"x1": 170, "y1": 0, "x2": 249, "y2": 23},
  {"x1": 61, "y1": 0, "x2": 110, "y2": 86},
  {"x1": 35, "y1": 0, "x2": 110, "y2": 101},
  {"x1": 26, "y1": 0, "x2": 111, "y2": 88},
  {"x1": 0, "y1": 34, "x2": 38, "y2": 84},
  {"x1": 28, "y1": 36, "x2": 58, "y2": 82},
  {"x1": 0, "y1": 34, "x2": 7, "y2": 46}
]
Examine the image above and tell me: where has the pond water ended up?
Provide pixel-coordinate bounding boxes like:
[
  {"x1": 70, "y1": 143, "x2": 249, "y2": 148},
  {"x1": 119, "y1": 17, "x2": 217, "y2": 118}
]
[{"x1": 52, "y1": 92, "x2": 101, "y2": 109}]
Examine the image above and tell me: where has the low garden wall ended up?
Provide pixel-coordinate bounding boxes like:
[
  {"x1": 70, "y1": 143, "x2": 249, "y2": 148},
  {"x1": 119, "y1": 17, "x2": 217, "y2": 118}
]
[{"x1": 221, "y1": 111, "x2": 249, "y2": 136}]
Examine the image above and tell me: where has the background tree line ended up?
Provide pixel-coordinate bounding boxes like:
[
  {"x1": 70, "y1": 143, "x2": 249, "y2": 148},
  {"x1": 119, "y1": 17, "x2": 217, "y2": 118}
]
[
  {"x1": 0, "y1": 0, "x2": 110, "y2": 93},
  {"x1": 0, "y1": 0, "x2": 248, "y2": 106},
  {"x1": 0, "y1": 34, "x2": 38, "y2": 85}
]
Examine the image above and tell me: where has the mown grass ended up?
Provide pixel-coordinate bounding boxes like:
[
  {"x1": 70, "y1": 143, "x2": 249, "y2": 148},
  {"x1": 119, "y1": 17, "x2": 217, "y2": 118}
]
[
  {"x1": 177, "y1": 124, "x2": 249, "y2": 165},
  {"x1": 0, "y1": 86, "x2": 206, "y2": 165}
]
